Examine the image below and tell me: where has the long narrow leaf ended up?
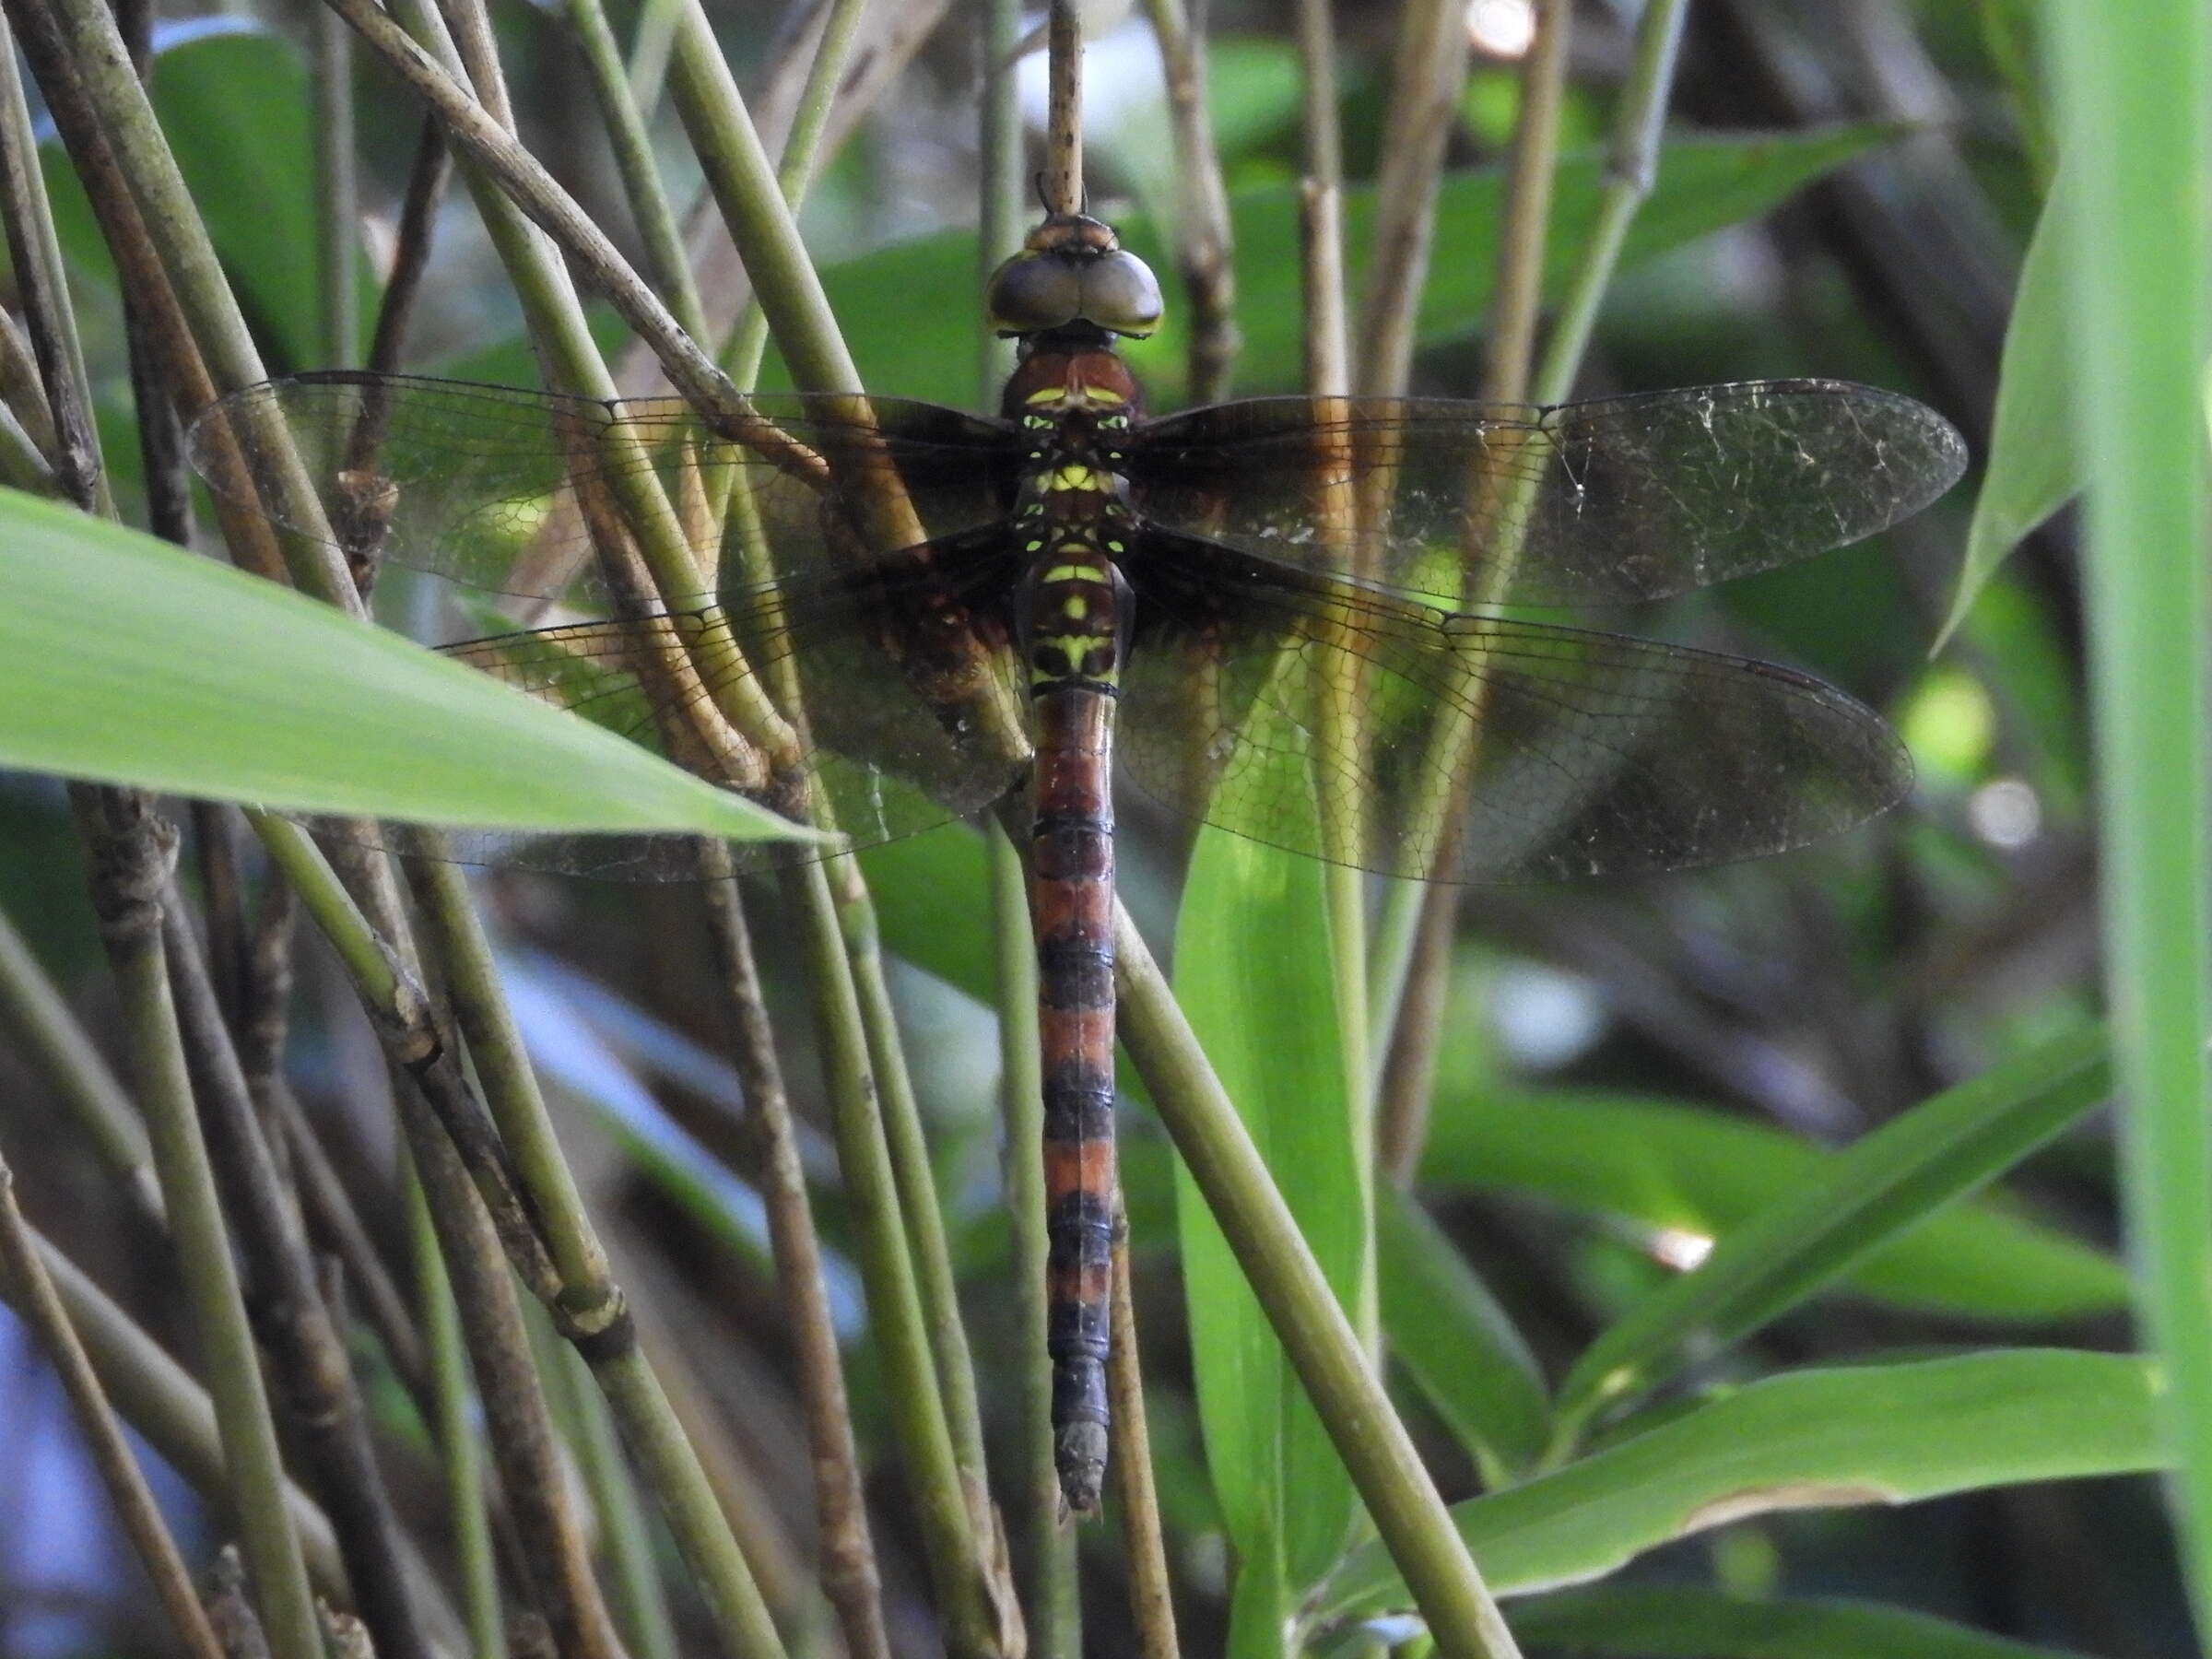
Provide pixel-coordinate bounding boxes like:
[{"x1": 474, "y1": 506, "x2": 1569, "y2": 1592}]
[
  {"x1": 1508, "y1": 1584, "x2": 2090, "y2": 1658},
  {"x1": 1320, "y1": 1349, "x2": 2159, "y2": 1618},
  {"x1": 0, "y1": 488, "x2": 810, "y2": 841},
  {"x1": 1554, "y1": 1023, "x2": 2109, "y2": 1435}
]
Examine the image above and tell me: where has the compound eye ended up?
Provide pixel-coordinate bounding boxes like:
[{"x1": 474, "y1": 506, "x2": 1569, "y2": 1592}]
[
  {"x1": 1079, "y1": 250, "x2": 1163, "y2": 338},
  {"x1": 985, "y1": 253, "x2": 1083, "y2": 335}
]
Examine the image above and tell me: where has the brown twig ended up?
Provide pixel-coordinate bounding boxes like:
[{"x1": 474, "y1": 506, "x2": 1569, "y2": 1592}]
[
  {"x1": 1107, "y1": 1205, "x2": 1180, "y2": 1659},
  {"x1": 0, "y1": 1157, "x2": 225, "y2": 1659},
  {"x1": 1355, "y1": 0, "x2": 1473, "y2": 396},
  {"x1": 699, "y1": 842, "x2": 893, "y2": 1659},
  {"x1": 1042, "y1": 0, "x2": 1083, "y2": 217},
  {"x1": 1142, "y1": 0, "x2": 1239, "y2": 401}
]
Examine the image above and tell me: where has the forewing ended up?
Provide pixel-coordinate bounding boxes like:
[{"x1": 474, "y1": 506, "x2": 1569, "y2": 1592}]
[
  {"x1": 185, "y1": 371, "x2": 1019, "y2": 608},
  {"x1": 1117, "y1": 534, "x2": 1911, "y2": 884},
  {"x1": 1130, "y1": 382, "x2": 1967, "y2": 607}
]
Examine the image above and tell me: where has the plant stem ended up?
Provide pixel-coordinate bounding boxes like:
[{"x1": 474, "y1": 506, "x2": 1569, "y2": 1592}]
[
  {"x1": 1116, "y1": 908, "x2": 1522, "y2": 1659},
  {"x1": 0, "y1": 1157, "x2": 225, "y2": 1659},
  {"x1": 312, "y1": 4, "x2": 359, "y2": 366},
  {"x1": 991, "y1": 824, "x2": 1079, "y2": 1658},
  {"x1": 71, "y1": 791, "x2": 324, "y2": 1659},
  {"x1": 406, "y1": 1165, "x2": 506, "y2": 1659},
  {"x1": 1141, "y1": 0, "x2": 1238, "y2": 402}
]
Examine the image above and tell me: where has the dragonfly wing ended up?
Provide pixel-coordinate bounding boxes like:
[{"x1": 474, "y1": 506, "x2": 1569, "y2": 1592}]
[
  {"x1": 1130, "y1": 382, "x2": 1967, "y2": 607},
  {"x1": 1116, "y1": 534, "x2": 1911, "y2": 884},
  {"x1": 298, "y1": 533, "x2": 1032, "y2": 880},
  {"x1": 186, "y1": 371, "x2": 1019, "y2": 607}
]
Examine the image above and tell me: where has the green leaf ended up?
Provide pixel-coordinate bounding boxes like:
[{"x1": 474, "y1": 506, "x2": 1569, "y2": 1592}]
[
  {"x1": 1553, "y1": 1024, "x2": 2112, "y2": 1434},
  {"x1": 806, "y1": 127, "x2": 1905, "y2": 406},
  {"x1": 1940, "y1": 163, "x2": 2075, "y2": 648},
  {"x1": 1320, "y1": 1349, "x2": 2160, "y2": 1618},
  {"x1": 1378, "y1": 1186, "x2": 1551, "y2": 1481},
  {"x1": 855, "y1": 825, "x2": 994, "y2": 998},
  {"x1": 1174, "y1": 816, "x2": 1366, "y2": 1628},
  {"x1": 1508, "y1": 1584, "x2": 2092, "y2": 1657},
  {"x1": 0, "y1": 488, "x2": 812, "y2": 843},
  {"x1": 41, "y1": 27, "x2": 347, "y2": 371},
  {"x1": 153, "y1": 25, "x2": 353, "y2": 371},
  {"x1": 1420, "y1": 1076, "x2": 2124, "y2": 1332}
]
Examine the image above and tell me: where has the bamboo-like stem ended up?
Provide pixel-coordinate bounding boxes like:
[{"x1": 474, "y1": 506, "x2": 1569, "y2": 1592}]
[
  {"x1": 978, "y1": 0, "x2": 1025, "y2": 401},
  {"x1": 21, "y1": 1229, "x2": 355, "y2": 1596},
  {"x1": 781, "y1": 858, "x2": 1001, "y2": 1658},
  {"x1": 394, "y1": 1068, "x2": 629, "y2": 1659},
  {"x1": 0, "y1": 906, "x2": 161, "y2": 1217},
  {"x1": 0, "y1": 393, "x2": 55, "y2": 489},
  {"x1": 1478, "y1": 0, "x2": 1571, "y2": 408},
  {"x1": 20, "y1": 0, "x2": 359, "y2": 585},
  {"x1": 406, "y1": 855, "x2": 616, "y2": 1312},
  {"x1": 0, "y1": 2, "x2": 100, "y2": 508},
  {"x1": 560, "y1": 1347, "x2": 681, "y2": 1659},
  {"x1": 317, "y1": 0, "x2": 745, "y2": 418},
  {"x1": 406, "y1": 1166, "x2": 506, "y2": 1659},
  {"x1": 691, "y1": 8, "x2": 989, "y2": 1530},
  {"x1": 1141, "y1": 0, "x2": 1238, "y2": 402},
  {"x1": 715, "y1": 0, "x2": 867, "y2": 387},
  {"x1": 663, "y1": 0, "x2": 866, "y2": 395},
  {"x1": 698, "y1": 847, "x2": 891, "y2": 1659},
  {"x1": 0, "y1": 1158, "x2": 224, "y2": 1659},
  {"x1": 161, "y1": 901, "x2": 436, "y2": 1659},
  {"x1": 1374, "y1": 0, "x2": 1575, "y2": 1182},
  {"x1": 1356, "y1": 0, "x2": 1471, "y2": 396},
  {"x1": 1042, "y1": 1, "x2": 1082, "y2": 217},
  {"x1": 658, "y1": 13, "x2": 1009, "y2": 1643},
  {"x1": 625, "y1": 0, "x2": 682, "y2": 113},
  {"x1": 1106, "y1": 1202, "x2": 1180, "y2": 1659},
  {"x1": 247, "y1": 814, "x2": 564, "y2": 1300},
  {"x1": 585, "y1": 1341, "x2": 798, "y2": 1659},
  {"x1": 990, "y1": 825, "x2": 1078, "y2": 1657},
  {"x1": 70, "y1": 791, "x2": 325, "y2": 1659},
  {"x1": 1114, "y1": 908, "x2": 1523, "y2": 1659},
  {"x1": 844, "y1": 897, "x2": 998, "y2": 1517},
  {"x1": 558, "y1": 0, "x2": 706, "y2": 341},
  {"x1": 312, "y1": 4, "x2": 359, "y2": 366},
  {"x1": 1530, "y1": 0, "x2": 1687, "y2": 405},
  {"x1": 275, "y1": 1081, "x2": 432, "y2": 1400}
]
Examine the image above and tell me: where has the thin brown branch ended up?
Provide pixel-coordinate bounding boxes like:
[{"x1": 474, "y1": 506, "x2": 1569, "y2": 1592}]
[
  {"x1": 699, "y1": 843, "x2": 892, "y2": 1659},
  {"x1": 0, "y1": 1157, "x2": 226, "y2": 1659}
]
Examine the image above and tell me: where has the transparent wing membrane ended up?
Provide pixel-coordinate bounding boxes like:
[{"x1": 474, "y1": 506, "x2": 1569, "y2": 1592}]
[
  {"x1": 185, "y1": 371, "x2": 1947, "y2": 882},
  {"x1": 1132, "y1": 382, "x2": 1967, "y2": 607},
  {"x1": 1119, "y1": 532, "x2": 1911, "y2": 883}
]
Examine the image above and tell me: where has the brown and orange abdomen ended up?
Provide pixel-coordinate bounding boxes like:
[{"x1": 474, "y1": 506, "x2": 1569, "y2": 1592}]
[{"x1": 1030, "y1": 675, "x2": 1119, "y2": 1513}]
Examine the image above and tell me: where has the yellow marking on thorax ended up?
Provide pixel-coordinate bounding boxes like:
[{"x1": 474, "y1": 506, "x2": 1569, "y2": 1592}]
[{"x1": 1051, "y1": 463, "x2": 1100, "y2": 491}]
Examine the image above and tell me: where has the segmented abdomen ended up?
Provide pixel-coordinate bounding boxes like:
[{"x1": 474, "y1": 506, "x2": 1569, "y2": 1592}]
[{"x1": 1025, "y1": 544, "x2": 1128, "y2": 1515}]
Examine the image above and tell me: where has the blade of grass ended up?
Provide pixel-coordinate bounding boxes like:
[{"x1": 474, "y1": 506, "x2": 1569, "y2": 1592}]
[
  {"x1": 1322, "y1": 1349, "x2": 2161, "y2": 1618},
  {"x1": 2045, "y1": 0, "x2": 2212, "y2": 1634},
  {"x1": 1552, "y1": 1022, "x2": 2109, "y2": 1446}
]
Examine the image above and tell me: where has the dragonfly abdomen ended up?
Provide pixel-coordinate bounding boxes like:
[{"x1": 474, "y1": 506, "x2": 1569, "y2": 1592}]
[{"x1": 1022, "y1": 532, "x2": 1131, "y2": 1516}]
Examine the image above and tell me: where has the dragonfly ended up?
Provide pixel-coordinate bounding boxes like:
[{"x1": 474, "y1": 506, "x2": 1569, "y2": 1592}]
[{"x1": 188, "y1": 211, "x2": 1966, "y2": 1516}]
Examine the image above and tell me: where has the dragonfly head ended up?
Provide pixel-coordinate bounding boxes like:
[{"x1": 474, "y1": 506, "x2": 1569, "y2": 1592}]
[{"x1": 986, "y1": 213, "x2": 1162, "y2": 343}]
